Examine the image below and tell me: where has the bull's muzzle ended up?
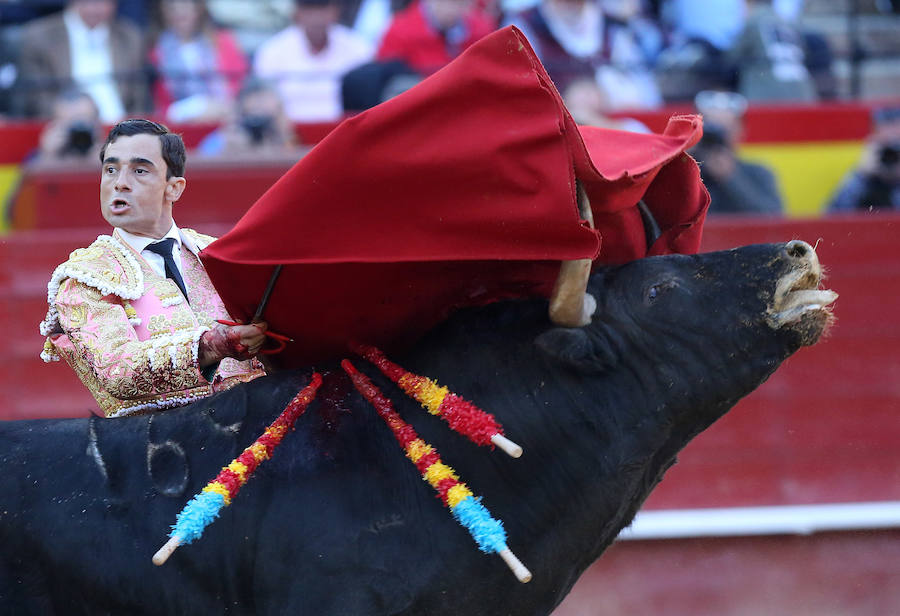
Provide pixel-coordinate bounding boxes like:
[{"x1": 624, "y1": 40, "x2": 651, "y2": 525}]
[{"x1": 767, "y1": 240, "x2": 838, "y2": 329}]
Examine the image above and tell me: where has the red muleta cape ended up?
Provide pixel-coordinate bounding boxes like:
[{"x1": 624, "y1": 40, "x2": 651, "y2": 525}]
[{"x1": 201, "y1": 26, "x2": 709, "y2": 367}]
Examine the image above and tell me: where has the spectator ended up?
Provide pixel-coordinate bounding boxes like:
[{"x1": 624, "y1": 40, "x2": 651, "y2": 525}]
[
  {"x1": 727, "y1": 0, "x2": 819, "y2": 103},
  {"x1": 603, "y1": 0, "x2": 664, "y2": 62},
  {"x1": 341, "y1": 59, "x2": 422, "y2": 113},
  {"x1": 827, "y1": 106, "x2": 900, "y2": 212},
  {"x1": 347, "y1": 0, "x2": 397, "y2": 47},
  {"x1": 206, "y1": 0, "x2": 294, "y2": 56},
  {"x1": 562, "y1": 77, "x2": 651, "y2": 132},
  {"x1": 0, "y1": 22, "x2": 20, "y2": 117},
  {"x1": 691, "y1": 89, "x2": 784, "y2": 215},
  {"x1": 0, "y1": 1, "x2": 67, "y2": 26},
  {"x1": 660, "y1": 0, "x2": 745, "y2": 53},
  {"x1": 195, "y1": 79, "x2": 305, "y2": 158},
  {"x1": 18, "y1": 0, "x2": 148, "y2": 122},
  {"x1": 117, "y1": 0, "x2": 151, "y2": 28},
  {"x1": 771, "y1": 0, "x2": 837, "y2": 100},
  {"x1": 507, "y1": 0, "x2": 662, "y2": 107},
  {"x1": 149, "y1": 0, "x2": 248, "y2": 124},
  {"x1": 253, "y1": 0, "x2": 374, "y2": 122},
  {"x1": 376, "y1": 0, "x2": 497, "y2": 75},
  {"x1": 654, "y1": 0, "x2": 744, "y2": 101},
  {"x1": 0, "y1": 1, "x2": 68, "y2": 116},
  {"x1": 31, "y1": 89, "x2": 104, "y2": 163},
  {"x1": 500, "y1": 0, "x2": 540, "y2": 12},
  {"x1": 595, "y1": 0, "x2": 662, "y2": 109},
  {"x1": 506, "y1": 0, "x2": 603, "y2": 92}
]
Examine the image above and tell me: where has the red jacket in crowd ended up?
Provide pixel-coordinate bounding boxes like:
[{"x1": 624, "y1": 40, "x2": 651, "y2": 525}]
[{"x1": 377, "y1": 0, "x2": 496, "y2": 75}]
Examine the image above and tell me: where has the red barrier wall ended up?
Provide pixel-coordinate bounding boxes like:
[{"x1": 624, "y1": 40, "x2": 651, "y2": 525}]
[
  {"x1": 621, "y1": 100, "x2": 874, "y2": 143},
  {"x1": 554, "y1": 529, "x2": 900, "y2": 615}
]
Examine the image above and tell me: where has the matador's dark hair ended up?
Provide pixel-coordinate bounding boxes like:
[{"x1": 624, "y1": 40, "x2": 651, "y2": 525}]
[{"x1": 100, "y1": 118, "x2": 186, "y2": 179}]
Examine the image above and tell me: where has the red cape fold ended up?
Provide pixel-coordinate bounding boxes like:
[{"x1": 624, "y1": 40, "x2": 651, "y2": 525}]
[{"x1": 201, "y1": 26, "x2": 709, "y2": 367}]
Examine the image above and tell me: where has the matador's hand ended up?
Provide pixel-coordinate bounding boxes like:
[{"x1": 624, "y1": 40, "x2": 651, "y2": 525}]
[{"x1": 199, "y1": 322, "x2": 268, "y2": 367}]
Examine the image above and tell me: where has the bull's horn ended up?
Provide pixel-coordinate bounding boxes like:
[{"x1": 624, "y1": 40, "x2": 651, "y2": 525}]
[
  {"x1": 637, "y1": 200, "x2": 661, "y2": 248},
  {"x1": 549, "y1": 180, "x2": 596, "y2": 327}
]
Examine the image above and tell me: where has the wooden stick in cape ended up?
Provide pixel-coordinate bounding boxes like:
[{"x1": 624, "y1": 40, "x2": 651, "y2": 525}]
[
  {"x1": 152, "y1": 373, "x2": 323, "y2": 566},
  {"x1": 341, "y1": 359, "x2": 532, "y2": 583},
  {"x1": 352, "y1": 344, "x2": 523, "y2": 458}
]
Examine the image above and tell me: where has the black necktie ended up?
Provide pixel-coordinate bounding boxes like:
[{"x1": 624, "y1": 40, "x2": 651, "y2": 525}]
[{"x1": 146, "y1": 238, "x2": 189, "y2": 302}]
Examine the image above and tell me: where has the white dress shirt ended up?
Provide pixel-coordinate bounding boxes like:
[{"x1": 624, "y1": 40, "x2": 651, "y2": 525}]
[
  {"x1": 64, "y1": 8, "x2": 126, "y2": 123},
  {"x1": 253, "y1": 24, "x2": 373, "y2": 122},
  {"x1": 116, "y1": 224, "x2": 201, "y2": 293}
]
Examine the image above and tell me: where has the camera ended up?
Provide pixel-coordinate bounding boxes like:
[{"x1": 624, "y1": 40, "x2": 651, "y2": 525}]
[
  {"x1": 63, "y1": 122, "x2": 95, "y2": 155},
  {"x1": 697, "y1": 123, "x2": 730, "y2": 151},
  {"x1": 241, "y1": 114, "x2": 275, "y2": 145}
]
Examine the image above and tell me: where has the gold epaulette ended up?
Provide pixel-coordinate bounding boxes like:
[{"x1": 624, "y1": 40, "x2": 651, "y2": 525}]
[
  {"x1": 39, "y1": 234, "x2": 145, "y2": 337},
  {"x1": 182, "y1": 228, "x2": 216, "y2": 252}
]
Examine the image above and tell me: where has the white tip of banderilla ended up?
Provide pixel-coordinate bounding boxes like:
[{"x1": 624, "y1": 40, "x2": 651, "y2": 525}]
[
  {"x1": 499, "y1": 547, "x2": 532, "y2": 583},
  {"x1": 152, "y1": 535, "x2": 181, "y2": 566},
  {"x1": 491, "y1": 433, "x2": 523, "y2": 458}
]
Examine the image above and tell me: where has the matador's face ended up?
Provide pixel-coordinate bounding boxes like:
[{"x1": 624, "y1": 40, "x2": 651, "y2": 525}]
[{"x1": 99, "y1": 134, "x2": 185, "y2": 238}]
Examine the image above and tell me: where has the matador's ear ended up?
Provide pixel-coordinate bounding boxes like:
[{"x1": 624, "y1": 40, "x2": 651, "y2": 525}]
[{"x1": 166, "y1": 176, "x2": 186, "y2": 203}]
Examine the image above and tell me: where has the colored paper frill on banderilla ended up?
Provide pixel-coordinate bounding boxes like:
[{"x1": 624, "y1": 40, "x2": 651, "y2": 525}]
[{"x1": 353, "y1": 343, "x2": 504, "y2": 447}]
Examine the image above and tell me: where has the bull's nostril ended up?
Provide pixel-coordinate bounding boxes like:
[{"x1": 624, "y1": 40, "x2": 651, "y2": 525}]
[{"x1": 787, "y1": 241, "x2": 809, "y2": 259}]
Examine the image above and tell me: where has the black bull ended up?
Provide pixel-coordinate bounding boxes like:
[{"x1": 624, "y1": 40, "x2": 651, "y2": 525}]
[{"x1": 1, "y1": 242, "x2": 834, "y2": 615}]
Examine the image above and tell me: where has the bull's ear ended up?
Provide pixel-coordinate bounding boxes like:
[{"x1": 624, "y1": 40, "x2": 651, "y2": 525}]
[{"x1": 535, "y1": 326, "x2": 619, "y2": 373}]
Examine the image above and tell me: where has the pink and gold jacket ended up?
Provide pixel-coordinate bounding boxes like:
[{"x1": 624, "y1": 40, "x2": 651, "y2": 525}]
[{"x1": 39, "y1": 228, "x2": 266, "y2": 418}]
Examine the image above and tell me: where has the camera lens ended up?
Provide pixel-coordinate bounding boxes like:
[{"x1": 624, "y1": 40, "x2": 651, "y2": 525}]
[
  {"x1": 696, "y1": 123, "x2": 729, "y2": 151},
  {"x1": 241, "y1": 115, "x2": 274, "y2": 145},
  {"x1": 65, "y1": 122, "x2": 95, "y2": 155}
]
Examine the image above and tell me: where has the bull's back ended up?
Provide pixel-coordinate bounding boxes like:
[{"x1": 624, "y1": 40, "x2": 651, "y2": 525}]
[{"x1": 0, "y1": 297, "x2": 618, "y2": 615}]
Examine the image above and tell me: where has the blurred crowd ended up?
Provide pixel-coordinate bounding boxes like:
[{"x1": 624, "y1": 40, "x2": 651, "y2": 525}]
[
  {"x1": 0, "y1": 0, "x2": 897, "y2": 213},
  {"x1": 0, "y1": 0, "x2": 840, "y2": 125}
]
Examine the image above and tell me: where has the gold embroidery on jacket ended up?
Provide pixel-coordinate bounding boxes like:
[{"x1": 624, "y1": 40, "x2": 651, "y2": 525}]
[
  {"x1": 102, "y1": 269, "x2": 121, "y2": 285},
  {"x1": 46, "y1": 230, "x2": 265, "y2": 417},
  {"x1": 67, "y1": 304, "x2": 88, "y2": 329},
  {"x1": 69, "y1": 245, "x2": 104, "y2": 262}
]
